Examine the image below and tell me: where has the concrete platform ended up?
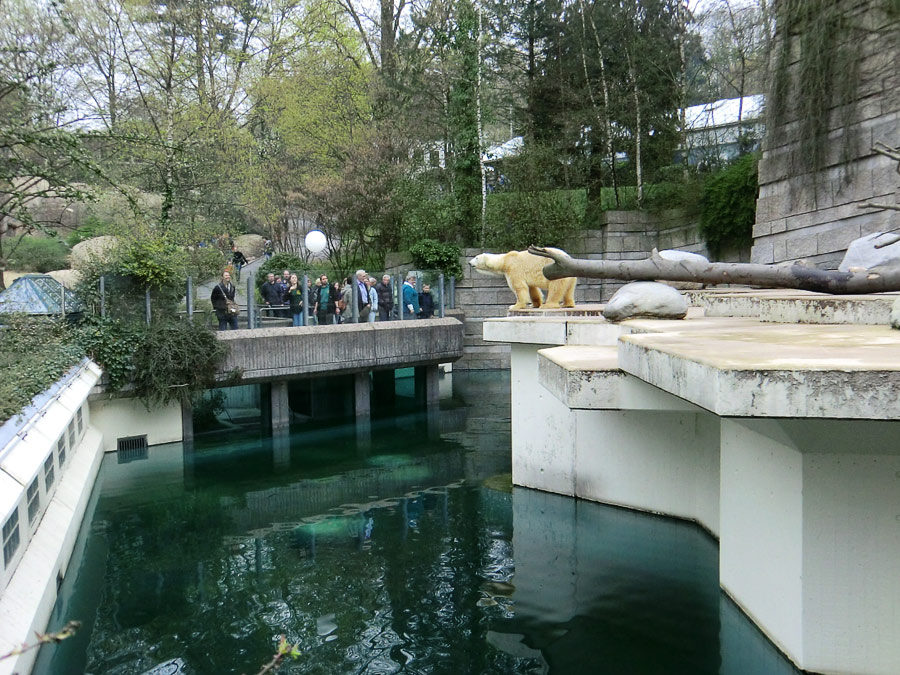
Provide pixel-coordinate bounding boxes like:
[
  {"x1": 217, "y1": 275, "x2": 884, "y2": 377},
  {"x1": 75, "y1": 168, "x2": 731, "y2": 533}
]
[{"x1": 484, "y1": 292, "x2": 900, "y2": 675}]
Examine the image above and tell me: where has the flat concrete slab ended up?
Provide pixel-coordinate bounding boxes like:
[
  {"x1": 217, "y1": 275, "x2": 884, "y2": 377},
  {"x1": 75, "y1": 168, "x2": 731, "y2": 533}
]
[{"x1": 619, "y1": 319, "x2": 900, "y2": 418}]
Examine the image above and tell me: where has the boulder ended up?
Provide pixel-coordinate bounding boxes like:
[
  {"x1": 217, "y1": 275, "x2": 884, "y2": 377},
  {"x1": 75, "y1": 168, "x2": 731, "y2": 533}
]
[
  {"x1": 602, "y1": 281, "x2": 688, "y2": 322},
  {"x1": 47, "y1": 269, "x2": 81, "y2": 288},
  {"x1": 70, "y1": 235, "x2": 118, "y2": 267},
  {"x1": 839, "y1": 232, "x2": 900, "y2": 272}
]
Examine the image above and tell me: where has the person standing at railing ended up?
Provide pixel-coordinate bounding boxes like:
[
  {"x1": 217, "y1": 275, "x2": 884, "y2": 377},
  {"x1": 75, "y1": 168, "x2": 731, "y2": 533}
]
[
  {"x1": 418, "y1": 283, "x2": 434, "y2": 319},
  {"x1": 211, "y1": 270, "x2": 239, "y2": 330},
  {"x1": 286, "y1": 274, "x2": 305, "y2": 327},
  {"x1": 376, "y1": 274, "x2": 393, "y2": 321},
  {"x1": 402, "y1": 273, "x2": 420, "y2": 319},
  {"x1": 260, "y1": 273, "x2": 282, "y2": 317},
  {"x1": 367, "y1": 276, "x2": 378, "y2": 323}
]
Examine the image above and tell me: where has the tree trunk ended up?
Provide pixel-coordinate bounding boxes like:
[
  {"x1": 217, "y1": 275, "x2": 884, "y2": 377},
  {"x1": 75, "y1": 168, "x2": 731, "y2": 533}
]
[{"x1": 529, "y1": 246, "x2": 900, "y2": 295}]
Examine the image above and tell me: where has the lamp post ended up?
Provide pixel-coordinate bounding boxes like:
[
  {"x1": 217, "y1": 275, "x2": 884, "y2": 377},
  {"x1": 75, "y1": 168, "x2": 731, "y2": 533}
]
[{"x1": 304, "y1": 230, "x2": 327, "y2": 325}]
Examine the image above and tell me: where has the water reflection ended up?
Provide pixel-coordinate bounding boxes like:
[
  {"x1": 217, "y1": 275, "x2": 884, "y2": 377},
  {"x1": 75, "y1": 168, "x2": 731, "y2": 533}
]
[{"x1": 35, "y1": 372, "x2": 798, "y2": 675}]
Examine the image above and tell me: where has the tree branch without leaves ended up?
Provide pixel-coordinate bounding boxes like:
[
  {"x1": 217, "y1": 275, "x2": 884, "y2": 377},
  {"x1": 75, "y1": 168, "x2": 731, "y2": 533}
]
[{"x1": 528, "y1": 246, "x2": 900, "y2": 295}]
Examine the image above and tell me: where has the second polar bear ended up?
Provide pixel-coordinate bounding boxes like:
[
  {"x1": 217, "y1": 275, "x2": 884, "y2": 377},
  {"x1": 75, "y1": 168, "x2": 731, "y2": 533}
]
[{"x1": 469, "y1": 249, "x2": 577, "y2": 310}]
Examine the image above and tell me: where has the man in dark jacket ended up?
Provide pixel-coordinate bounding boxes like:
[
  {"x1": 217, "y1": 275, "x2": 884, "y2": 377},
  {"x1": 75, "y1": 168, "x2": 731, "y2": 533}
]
[
  {"x1": 260, "y1": 273, "x2": 283, "y2": 316},
  {"x1": 316, "y1": 274, "x2": 340, "y2": 325},
  {"x1": 211, "y1": 270, "x2": 239, "y2": 330},
  {"x1": 375, "y1": 275, "x2": 394, "y2": 321}
]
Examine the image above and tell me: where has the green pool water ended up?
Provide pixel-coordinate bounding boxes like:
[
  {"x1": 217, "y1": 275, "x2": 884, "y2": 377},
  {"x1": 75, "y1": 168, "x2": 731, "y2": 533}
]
[{"x1": 35, "y1": 371, "x2": 798, "y2": 674}]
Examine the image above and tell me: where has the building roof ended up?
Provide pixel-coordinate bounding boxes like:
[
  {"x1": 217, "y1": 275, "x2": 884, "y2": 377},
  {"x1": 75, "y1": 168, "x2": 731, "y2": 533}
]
[
  {"x1": 684, "y1": 95, "x2": 765, "y2": 131},
  {"x1": 0, "y1": 274, "x2": 83, "y2": 315}
]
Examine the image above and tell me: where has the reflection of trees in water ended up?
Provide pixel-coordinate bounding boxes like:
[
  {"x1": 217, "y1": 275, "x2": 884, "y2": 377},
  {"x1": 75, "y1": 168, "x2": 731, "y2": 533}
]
[{"x1": 86, "y1": 483, "x2": 538, "y2": 674}]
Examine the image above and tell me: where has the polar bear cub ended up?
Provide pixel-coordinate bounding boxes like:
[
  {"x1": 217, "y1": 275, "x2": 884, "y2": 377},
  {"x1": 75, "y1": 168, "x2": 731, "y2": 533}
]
[{"x1": 469, "y1": 248, "x2": 577, "y2": 310}]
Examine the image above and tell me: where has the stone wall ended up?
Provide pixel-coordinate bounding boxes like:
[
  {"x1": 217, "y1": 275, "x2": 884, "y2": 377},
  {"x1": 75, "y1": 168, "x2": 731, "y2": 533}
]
[{"x1": 753, "y1": 0, "x2": 900, "y2": 268}]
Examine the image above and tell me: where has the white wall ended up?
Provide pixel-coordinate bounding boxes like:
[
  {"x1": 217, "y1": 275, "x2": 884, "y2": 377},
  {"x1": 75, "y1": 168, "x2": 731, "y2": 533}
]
[{"x1": 89, "y1": 397, "x2": 183, "y2": 452}]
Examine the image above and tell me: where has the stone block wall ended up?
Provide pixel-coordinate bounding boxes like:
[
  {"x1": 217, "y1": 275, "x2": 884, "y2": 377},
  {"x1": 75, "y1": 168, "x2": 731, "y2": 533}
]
[{"x1": 753, "y1": 0, "x2": 900, "y2": 268}]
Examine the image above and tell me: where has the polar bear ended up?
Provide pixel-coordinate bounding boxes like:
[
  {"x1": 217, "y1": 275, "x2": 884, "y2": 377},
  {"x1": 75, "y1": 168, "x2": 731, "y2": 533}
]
[{"x1": 469, "y1": 248, "x2": 577, "y2": 310}]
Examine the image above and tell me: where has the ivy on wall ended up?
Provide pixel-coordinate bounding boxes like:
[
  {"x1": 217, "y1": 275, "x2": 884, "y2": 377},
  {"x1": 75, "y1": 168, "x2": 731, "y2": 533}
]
[{"x1": 699, "y1": 154, "x2": 759, "y2": 257}]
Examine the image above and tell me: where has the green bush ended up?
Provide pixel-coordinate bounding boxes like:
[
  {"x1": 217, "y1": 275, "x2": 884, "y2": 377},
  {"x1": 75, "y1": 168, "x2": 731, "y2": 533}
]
[
  {"x1": 483, "y1": 189, "x2": 586, "y2": 251},
  {"x1": 410, "y1": 239, "x2": 462, "y2": 277},
  {"x1": 65, "y1": 216, "x2": 112, "y2": 247},
  {"x1": 256, "y1": 253, "x2": 309, "y2": 288},
  {"x1": 699, "y1": 154, "x2": 759, "y2": 257},
  {"x1": 6, "y1": 236, "x2": 70, "y2": 272}
]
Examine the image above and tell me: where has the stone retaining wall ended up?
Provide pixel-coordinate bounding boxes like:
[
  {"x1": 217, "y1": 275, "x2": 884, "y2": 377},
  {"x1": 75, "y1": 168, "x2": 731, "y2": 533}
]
[{"x1": 753, "y1": 0, "x2": 900, "y2": 268}]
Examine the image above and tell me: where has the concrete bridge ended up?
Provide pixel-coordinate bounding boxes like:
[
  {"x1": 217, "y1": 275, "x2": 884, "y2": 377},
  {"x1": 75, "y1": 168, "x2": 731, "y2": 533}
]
[{"x1": 178, "y1": 318, "x2": 465, "y2": 440}]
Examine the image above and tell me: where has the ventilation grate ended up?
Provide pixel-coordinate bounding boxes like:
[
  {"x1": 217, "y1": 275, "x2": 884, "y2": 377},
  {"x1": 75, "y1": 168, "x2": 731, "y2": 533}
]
[{"x1": 117, "y1": 435, "x2": 148, "y2": 463}]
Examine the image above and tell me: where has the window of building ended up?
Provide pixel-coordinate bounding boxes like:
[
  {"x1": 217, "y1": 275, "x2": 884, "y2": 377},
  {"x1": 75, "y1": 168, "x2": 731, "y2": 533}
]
[
  {"x1": 26, "y1": 479, "x2": 40, "y2": 523},
  {"x1": 2, "y1": 509, "x2": 20, "y2": 567},
  {"x1": 43, "y1": 455, "x2": 55, "y2": 492},
  {"x1": 77, "y1": 406, "x2": 84, "y2": 435},
  {"x1": 57, "y1": 436, "x2": 67, "y2": 467},
  {"x1": 67, "y1": 420, "x2": 76, "y2": 450}
]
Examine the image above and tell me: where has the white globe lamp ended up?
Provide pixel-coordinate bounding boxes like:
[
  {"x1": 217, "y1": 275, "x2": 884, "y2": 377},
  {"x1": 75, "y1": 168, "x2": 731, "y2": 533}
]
[{"x1": 305, "y1": 230, "x2": 327, "y2": 254}]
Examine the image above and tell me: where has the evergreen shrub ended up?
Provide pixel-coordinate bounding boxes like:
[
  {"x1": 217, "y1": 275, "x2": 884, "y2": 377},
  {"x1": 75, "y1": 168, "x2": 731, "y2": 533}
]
[
  {"x1": 410, "y1": 239, "x2": 462, "y2": 278},
  {"x1": 699, "y1": 154, "x2": 759, "y2": 257}
]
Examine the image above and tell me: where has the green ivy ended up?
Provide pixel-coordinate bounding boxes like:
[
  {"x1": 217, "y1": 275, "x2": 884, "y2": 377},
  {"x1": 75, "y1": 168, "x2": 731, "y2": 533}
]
[
  {"x1": 130, "y1": 320, "x2": 232, "y2": 409},
  {"x1": 0, "y1": 316, "x2": 84, "y2": 424},
  {"x1": 409, "y1": 239, "x2": 463, "y2": 278},
  {"x1": 699, "y1": 154, "x2": 759, "y2": 257}
]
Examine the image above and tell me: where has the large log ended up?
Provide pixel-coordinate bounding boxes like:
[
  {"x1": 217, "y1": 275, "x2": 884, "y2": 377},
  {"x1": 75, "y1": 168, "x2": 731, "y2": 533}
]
[{"x1": 528, "y1": 246, "x2": 900, "y2": 295}]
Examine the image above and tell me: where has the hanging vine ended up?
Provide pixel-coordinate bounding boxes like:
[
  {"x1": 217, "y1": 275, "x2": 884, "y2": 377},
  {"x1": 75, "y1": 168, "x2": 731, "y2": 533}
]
[{"x1": 768, "y1": 0, "x2": 868, "y2": 182}]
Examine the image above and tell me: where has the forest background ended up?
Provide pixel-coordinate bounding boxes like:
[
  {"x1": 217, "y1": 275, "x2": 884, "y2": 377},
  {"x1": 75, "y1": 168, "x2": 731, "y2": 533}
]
[{"x1": 0, "y1": 0, "x2": 770, "y2": 287}]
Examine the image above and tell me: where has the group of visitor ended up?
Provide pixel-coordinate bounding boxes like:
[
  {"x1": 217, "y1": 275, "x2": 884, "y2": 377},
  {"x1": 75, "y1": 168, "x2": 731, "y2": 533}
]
[{"x1": 212, "y1": 268, "x2": 436, "y2": 331}]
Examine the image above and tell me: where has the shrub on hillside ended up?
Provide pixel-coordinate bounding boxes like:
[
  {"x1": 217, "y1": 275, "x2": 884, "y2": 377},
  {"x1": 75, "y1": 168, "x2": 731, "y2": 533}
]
[
  {"x1": 256, "y1": 253, "x2": 310, "y2": 288},
  {"x1": 6, "y1": 236, "x2": 70, "y2": 273},
  {"x1": 483, "y1": 189, "x2": 586, "y2": 251}
]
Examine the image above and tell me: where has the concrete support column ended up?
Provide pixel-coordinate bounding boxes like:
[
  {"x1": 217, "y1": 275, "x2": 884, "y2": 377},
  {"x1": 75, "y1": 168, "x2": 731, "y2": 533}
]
[
  {"x1": 719, "y1": 418, "x2": 900, "y2": 675},
  {"x1": 354, "y1": 371, "x2": 371, "y2": 418},
  {"x1": 414, "y1": 364, "x2": 440, "y2": 406},
  {"x1": 181, "y1": 399, "x2": 194, "y2": 444},
  {"x1": 270, "y1": 380, "x2": 290, "y2": 430},
  {"x1": 272, "y1": 427, "x2": 290, "y2": 470},
  {"x1": 372, "y1": 370, "x2": 396, "y2": 410}
]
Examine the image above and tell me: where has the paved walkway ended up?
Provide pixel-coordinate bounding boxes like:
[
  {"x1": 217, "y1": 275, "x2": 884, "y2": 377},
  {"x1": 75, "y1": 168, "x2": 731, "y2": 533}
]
[{"x1": 199, "y1": 255, "x2": 265, "y2": 305}]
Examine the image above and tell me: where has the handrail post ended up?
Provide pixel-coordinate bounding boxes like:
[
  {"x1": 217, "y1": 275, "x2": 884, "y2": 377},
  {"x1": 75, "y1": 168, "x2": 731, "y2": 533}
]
[
  {"x1": 99, "y1": 275, "x2": 106, "y2": 318},
  {"x1": 186, "y1": 276, "x2": 194, "y2": 321},
  {"x1": 246, "y1": 276, "x2": 254, "y2": 329},
  {"x1": 439, "y1": 273, "x2": 445, "y2": 318},
  {"x1": 450, "y1": 275, "x2": 456, "y2": 309},
  {"x1": 397, "y1": 273, "x2": 403, "y2": 321},
  {"x1": 301, "y1": 274, "x2": 309, "y2": 326},
  {"x1": 145, "y1": 287, "x2": 151, "y2": 326}
]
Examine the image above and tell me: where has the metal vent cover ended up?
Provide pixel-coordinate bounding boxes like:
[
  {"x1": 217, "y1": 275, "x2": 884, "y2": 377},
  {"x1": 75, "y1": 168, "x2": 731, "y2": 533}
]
[{"x1": 116, "y1": 435, "x2": 148, "y2": 463}]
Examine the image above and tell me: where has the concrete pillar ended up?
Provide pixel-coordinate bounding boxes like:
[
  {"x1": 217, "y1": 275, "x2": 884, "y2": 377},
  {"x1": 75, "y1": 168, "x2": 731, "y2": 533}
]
[
  {"x1": 181, "y1": 399, "x2": 194, "y2": 444},
  {"x1": 372, "y1": 370, "x2": 396, "y2": 410},
  {"x1": 270, "y1": 380, "x2": 290, "y2": 430},
  {"x1": 414, "y1": 364, "x2": 440, "y2": 406},
  {"x1": 354, "y1": 371, "x2": 371, "y2": 418},
  {"x1": 272, "y1": 427, "x2": 290, "y2": 470},
  {"x1": 719, "y1": 417, "x2": 900, "y2": 675}
]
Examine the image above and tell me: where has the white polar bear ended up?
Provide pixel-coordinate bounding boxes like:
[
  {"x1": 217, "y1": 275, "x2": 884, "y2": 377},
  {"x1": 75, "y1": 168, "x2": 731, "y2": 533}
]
[{"x1": 469, "y1": 249, "x2": 577, "y2": 310}]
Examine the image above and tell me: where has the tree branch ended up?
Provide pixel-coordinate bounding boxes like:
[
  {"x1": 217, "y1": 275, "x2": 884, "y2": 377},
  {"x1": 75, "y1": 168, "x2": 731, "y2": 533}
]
[{"x1": 528, "y1": 246, "x2": 900, "y2": 295}]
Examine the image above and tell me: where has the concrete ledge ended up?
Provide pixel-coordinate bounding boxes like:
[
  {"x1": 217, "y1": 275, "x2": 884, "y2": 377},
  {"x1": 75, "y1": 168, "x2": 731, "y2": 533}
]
[
  {"x1": 538, "y1": 345, "x2": 702, "y2": 412},
  {"x1": 619, "y1": 322, "x2": 900, "y2": 419}
]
